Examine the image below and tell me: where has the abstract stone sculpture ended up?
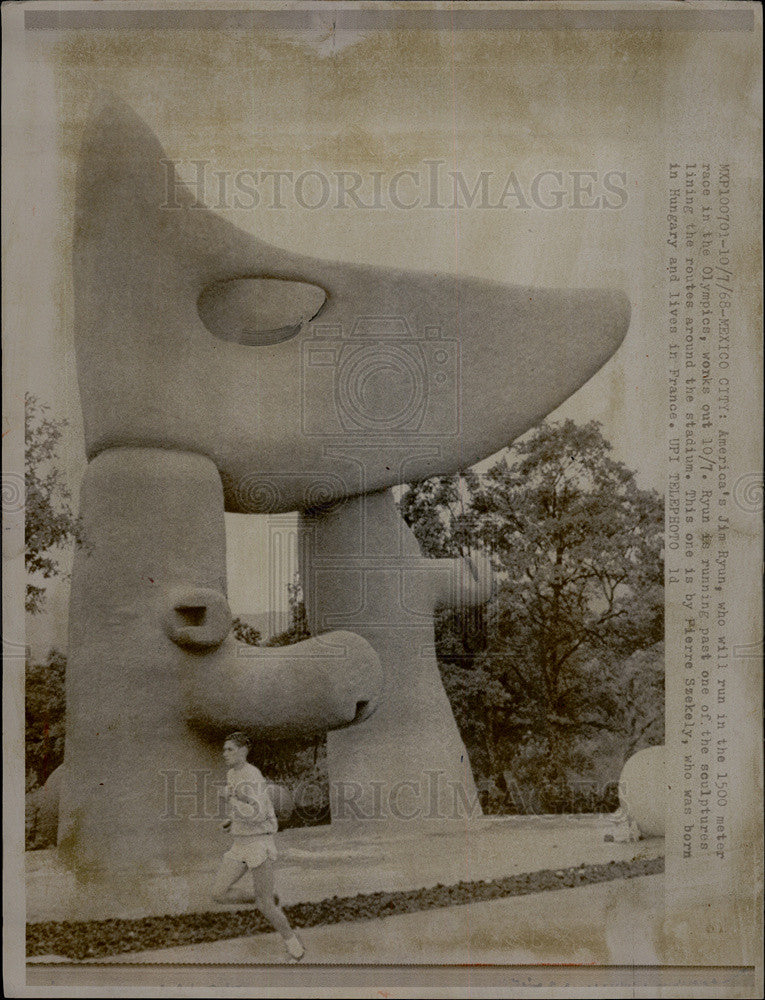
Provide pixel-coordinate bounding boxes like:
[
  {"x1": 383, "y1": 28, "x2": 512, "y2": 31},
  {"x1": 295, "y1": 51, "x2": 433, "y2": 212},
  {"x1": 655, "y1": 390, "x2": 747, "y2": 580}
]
[
  {"x1": 59, "y1": 97, "x2": 629, "y2": 881},
  {"x1": 618, "y1": 746, "x2": 666, "y2": 838},
  {"x1": 299, "y1": 490, "x2": 494, "y2": 822}
]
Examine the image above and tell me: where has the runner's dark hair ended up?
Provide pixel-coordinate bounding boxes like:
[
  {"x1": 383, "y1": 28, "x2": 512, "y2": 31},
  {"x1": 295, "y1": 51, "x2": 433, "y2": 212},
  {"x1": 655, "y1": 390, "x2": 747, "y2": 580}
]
[{"x1": 225, "y1": 731, "x2": 251, "y2": 750}]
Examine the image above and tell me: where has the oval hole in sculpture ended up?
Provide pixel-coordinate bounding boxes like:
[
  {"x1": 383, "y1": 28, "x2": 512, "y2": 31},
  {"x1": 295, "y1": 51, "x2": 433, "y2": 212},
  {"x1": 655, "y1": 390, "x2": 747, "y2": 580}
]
[{"x1": 198, "y1": 277, "x2": 327, "y2": 346}]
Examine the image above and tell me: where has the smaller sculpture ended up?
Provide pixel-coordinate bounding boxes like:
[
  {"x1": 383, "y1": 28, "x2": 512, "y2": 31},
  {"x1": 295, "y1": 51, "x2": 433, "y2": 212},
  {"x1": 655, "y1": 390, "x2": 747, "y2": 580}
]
[{"x1": 618, "y1": 746, "x2": 666, "y2": 838}]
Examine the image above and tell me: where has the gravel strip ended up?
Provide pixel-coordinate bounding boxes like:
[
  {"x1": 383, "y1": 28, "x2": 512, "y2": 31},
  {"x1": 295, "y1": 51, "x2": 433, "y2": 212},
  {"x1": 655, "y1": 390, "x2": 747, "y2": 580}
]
[{"x1": 27, "y1": 855, "x2": 663, "y2": 960}]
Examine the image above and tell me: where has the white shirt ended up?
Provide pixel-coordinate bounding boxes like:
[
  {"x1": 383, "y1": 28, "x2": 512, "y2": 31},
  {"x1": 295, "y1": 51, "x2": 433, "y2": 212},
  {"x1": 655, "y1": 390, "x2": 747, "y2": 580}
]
[{"x1": 226, "y1": 762, "x2": 278, "y2": 836}]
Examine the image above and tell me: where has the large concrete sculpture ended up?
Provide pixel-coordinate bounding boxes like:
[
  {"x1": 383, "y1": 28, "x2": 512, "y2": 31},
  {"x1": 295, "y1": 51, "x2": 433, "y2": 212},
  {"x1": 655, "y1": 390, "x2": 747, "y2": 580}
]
[
  {"x1": 300, "y1": 491, "x2": 494, "y2": 822},
  {"x1": 60, "y1": 97, "x2": 629, "y2": 882}
]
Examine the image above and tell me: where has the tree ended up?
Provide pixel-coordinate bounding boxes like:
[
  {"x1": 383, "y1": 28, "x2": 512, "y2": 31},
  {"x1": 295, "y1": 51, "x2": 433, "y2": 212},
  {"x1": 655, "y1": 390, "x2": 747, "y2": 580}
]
[
  {"x1": 25, "y1": 394, "x2": 79, "y2": 614},
  {"x1": 25, "y1": 649, "x2": 66, "y2": 790},
  {"x1": 231, "y1": 617, "x2": 262, "y2": 646},
  {"x1": 585, "y1": 641, "x2": 665, "y2": 764},
  {"x1": 400, "y1": 419, "x2": 664, "y2": 789},
  {"x1": 472, "y1": 421, "x2": 663, "y2": 767},
  {"x1": 397, "y1": 472, "x2": 477, "y2": 558},
  {"x1": 264, "y1": 575, "x2": 311, "y2": 646},
  {"x1": 398, "y1": 469, "x2": 488, "y2": 669}
]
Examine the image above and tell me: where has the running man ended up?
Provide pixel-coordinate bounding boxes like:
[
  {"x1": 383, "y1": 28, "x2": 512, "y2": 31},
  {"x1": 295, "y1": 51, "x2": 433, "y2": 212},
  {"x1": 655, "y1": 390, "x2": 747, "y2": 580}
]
[{"x1": 211, "y1": 731, "x2": 305, "y2": 962}]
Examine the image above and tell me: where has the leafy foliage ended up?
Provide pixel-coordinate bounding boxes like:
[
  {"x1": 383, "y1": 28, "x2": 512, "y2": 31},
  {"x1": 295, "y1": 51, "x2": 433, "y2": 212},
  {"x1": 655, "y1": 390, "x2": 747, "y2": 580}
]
[
  {"x1": 400, "y1": 419, "x2": 664, "y2": 806},
  {"x1": 25, "y1": 649, "x2": 67, "y2": 791},
  {"x1": 264, "y1": 576, "x2": 311, "y2": 646},
  {"x1": 397, "y1": 471, "x2": 479, "y2": 557},
  {"x1": 25, "y1": 394, "x2": 79, "y2": 614},
  {"x1": 231, "y1": 617, "x2": 262, "y2": 646}
]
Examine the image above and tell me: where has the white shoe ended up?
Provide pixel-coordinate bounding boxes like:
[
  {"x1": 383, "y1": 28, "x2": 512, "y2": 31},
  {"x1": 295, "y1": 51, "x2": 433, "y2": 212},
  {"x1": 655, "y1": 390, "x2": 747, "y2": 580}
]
[{"x1": 284, "y1": 935, "x2": 305, "y2": 962}]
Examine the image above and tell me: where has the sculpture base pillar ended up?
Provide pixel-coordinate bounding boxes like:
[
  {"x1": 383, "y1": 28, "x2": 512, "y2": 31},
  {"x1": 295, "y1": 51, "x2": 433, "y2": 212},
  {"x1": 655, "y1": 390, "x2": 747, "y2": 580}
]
[
  {"x1": 300, "y1": 491, "x2": 481, "y2": 827},
  {"x1": 59, "y1": 448, "x2": 231, "y2": 880},
  {"x1": 325, "y1": 638, "x2": 481, "y2": 827}
]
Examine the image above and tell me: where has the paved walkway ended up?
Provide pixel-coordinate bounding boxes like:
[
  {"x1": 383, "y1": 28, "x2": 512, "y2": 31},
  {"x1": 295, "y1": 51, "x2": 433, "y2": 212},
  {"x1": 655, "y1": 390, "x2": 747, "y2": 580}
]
[
  {"x1": 30, "y1": 873, "x2": 665, "y2": 967},
  {"x1": 27, "y1": 814, "x2": 661, "y2": 923}
]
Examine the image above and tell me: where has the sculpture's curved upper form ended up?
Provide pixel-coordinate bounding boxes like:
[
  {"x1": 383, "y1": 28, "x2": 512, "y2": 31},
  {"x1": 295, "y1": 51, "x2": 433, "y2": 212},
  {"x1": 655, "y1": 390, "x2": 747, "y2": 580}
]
[{"x1": 74, "y1": 98, "x2": 630, "y2": 513}]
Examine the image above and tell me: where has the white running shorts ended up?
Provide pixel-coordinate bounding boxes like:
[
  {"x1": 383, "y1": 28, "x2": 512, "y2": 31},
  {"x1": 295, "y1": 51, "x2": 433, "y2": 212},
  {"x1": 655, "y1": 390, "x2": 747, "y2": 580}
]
[{"x1": 224, "y1": 835, "x2": 278, "y2": 870}]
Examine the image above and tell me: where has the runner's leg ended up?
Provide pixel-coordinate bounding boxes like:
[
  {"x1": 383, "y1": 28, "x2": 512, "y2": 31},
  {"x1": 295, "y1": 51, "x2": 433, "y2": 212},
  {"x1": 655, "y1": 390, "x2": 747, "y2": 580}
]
[
  {"x1": 211, "y1": 856, "x2": 248, "y2": 903},
  {"x1": 250, "y1": 858, "x2": 295, "y2": 940}
]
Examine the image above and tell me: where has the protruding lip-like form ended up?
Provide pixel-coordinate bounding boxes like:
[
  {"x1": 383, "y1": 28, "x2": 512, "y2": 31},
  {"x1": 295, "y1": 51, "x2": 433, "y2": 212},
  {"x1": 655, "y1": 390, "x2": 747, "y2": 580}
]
[
  {"x1": 197, "y1": 277, "x2": 327, "y2": 346},
  {"x1": 183, "y1": 630, "x2": 383, "y2": 738},
  {"x1": 74, "y1": 98, "x2": 631, "y2": 514}
]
